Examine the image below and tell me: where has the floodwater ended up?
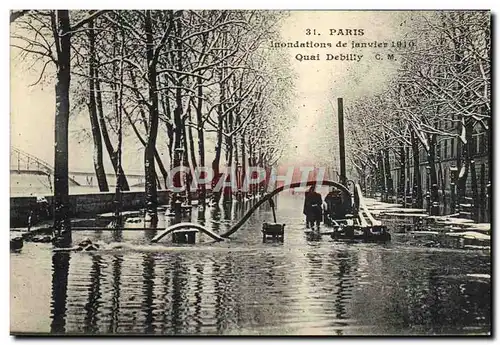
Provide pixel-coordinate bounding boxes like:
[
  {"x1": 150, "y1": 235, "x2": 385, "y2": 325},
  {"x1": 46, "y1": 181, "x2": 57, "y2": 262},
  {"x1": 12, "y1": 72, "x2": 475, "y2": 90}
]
[{"x1": 10, "y1": 193, "x2": 491, "y2": 336}]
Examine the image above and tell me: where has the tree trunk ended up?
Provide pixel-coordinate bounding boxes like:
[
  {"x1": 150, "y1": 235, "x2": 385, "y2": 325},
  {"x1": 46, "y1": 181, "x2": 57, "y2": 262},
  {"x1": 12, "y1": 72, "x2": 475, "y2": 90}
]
[
  {"x1": 124, "y1": 106, "x2": 167, "y2": 190},
  {"x1": 428, "y1": 135, "x2": 439, "y2": 215},
  {"x1": 223, "y1": 110, "x2": 233, "y2": 204},
  {"x1": 87, "y1": 18, "x2": 109, "y2": 192},
  {"x1": 248, "y1": 136, "x2": 254, "y2": 196},
  {"x1": 383, "y1": 147, "x2": 394, "y2": 200},
  {"x1": 211, "y1": 111, "x2": 224, "y2": 204},
  {"x1": 211, "y1": 63, "x2": 225, "y2": 205},
  {"x1": 258, "y1": 150, "x2": 264, "y2": 195},
  {"x1": 405, "y1": 146, "x2": 411, "y2": 202},
  {"x1": 53, "y1": 10, "x2": 71, "y2": 237},
  {"x1": 480, "y1": 163, "x2": 486, "y2": 222},
  {"x1": 186, "y1": 113, "x2": 197, "y2": 203},
  {"x1": 438, "y1": 160, "x2": 446, "y2": 211},
  {"x1": 457, "y1": 121, "x2": 473, "y2": 206},
  {"x1": 411, "y1": 131, "x2": 423, "y2": 208},
  {"x1": 94, "y1": 67, "x2": 130, "y2": 191},
  {"x1": 241, "y1": 129, "x2": 246, "y2": 200},
  {"x1": 470, "y1": 159, "x2": 479, "y2": 222},
  {"x1": 487, "y1": 118, "x2": 491, "y2": 223},
  {"x1": 195, "y1": 76, "x2": 206, "y2": 205},
  {"x1": 144, "y1": 10, "x2": 159, "y2": 220},
  {"x1": 376, "y1": 151, "x2": 386, "y2": 200},
  {"x1": 182, "y1": 120, "x2": 192, "y2": 204},
  {"x1": 399, "y1": 146, "x2": 406, "y2": 206},
  {"x1": 110, "y1": 37, "x2": 128, "y2": 198},
  {"x1": 187, "y1": 109, "x2": 198, "y2": 170},
  {"x1": 129, "y1": 70, "x2": 168, "y2": 188},
  {"x1": 162, "y1": 98, "x2": 174, "y2": 169},
  {"x1": 172, "y1": 15, "x2": 184, "y2": 212}
]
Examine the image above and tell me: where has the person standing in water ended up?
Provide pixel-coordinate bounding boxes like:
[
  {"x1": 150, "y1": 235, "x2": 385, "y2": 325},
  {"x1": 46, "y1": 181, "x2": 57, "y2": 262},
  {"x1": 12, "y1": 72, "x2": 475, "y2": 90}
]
[
  {"x1": 303, "y1": 185, "x2": 323, "y2": 230},
  {"x1": 324, "y1": 187, "x2": 344, "y2": 225}
]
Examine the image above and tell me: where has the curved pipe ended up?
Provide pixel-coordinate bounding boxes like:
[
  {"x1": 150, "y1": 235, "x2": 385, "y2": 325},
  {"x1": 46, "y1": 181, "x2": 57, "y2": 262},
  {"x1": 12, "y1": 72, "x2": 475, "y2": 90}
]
[
  {"x1": 220, "y1": 180, "x2": 352, "y2": 238},
  {"x1": 150, "y1": 222, "x2": 225, "y2": 243}
]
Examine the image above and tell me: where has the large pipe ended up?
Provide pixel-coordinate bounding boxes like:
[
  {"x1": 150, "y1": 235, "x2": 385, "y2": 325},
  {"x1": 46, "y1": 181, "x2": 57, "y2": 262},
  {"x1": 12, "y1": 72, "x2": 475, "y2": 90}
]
[
  {"x1": 147, "y1": 180, "x2": 353, "y2": 243},
  {"x1": 150, "y1": 222, "x2": 225, "y2": 243},
  {"x1": 220, "y1": 180, "x2": 352, "y2": 238}
]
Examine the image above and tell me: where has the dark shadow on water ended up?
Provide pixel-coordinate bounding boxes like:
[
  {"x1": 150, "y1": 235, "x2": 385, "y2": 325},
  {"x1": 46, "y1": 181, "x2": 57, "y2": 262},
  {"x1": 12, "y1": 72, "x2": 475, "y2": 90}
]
[
  {"x1": 83, "y1": 254, "x2": 103, "y2": 334},
  {"x1": 108, "y1": 255, "x2": 123, "y2": 334},
  {"x1": 212, "y1": 258, "x2": 224, "y2": 333},
  {"x1": 192, "y1": 262, "x2": 204, "y2": 334},
  {"x1": 50, "y1": 252, "x2": 70, "y2": 334},
  {"x1": 142, "y1": 253, "x2": 155, "y2": 334},
  {"x1": 170, "y1": 255, "x2": 188, "y2": 334}
]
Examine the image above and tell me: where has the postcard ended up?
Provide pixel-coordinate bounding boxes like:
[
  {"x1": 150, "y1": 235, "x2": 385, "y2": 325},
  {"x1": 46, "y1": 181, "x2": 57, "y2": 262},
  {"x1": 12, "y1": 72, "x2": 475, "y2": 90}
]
[{"x1": 10, "y1": 10, "x2": 491, "y2": 336}]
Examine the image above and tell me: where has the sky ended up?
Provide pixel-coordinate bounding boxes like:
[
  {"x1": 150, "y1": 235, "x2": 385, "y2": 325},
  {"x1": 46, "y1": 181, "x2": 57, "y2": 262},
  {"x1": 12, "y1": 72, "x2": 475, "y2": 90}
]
[
  {"x1": 10, "y1": 10, "x2": 409, "y2": 174},
  {"x1": 278, "y1": 11, "x2": 407, "y2": 167}
]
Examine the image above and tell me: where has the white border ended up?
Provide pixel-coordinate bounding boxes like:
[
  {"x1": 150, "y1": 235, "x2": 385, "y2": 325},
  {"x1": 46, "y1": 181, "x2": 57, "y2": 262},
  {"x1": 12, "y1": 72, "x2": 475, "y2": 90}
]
[{"x1": 2, "y1": 1, "x2": 498, "y2": 344}]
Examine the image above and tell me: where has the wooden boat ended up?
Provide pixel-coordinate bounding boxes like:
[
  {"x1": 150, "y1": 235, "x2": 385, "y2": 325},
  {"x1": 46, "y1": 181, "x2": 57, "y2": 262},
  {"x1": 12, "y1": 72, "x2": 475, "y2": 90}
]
[
  {"x1": 330, "y1": 222, "x2": 391, "y2": 242},
  {"x1": 323, "y1": 183, "x2": 391, "y2": 243}
]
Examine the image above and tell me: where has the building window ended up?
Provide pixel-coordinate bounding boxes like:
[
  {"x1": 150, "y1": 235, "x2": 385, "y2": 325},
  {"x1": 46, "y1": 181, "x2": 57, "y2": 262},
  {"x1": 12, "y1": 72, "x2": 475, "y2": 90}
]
[
  {"x1": 443, "y1": 139, "x2": 448, "y2": 159},
  {"x1": 451, "y1": 138, "x2": 455, "y2": 158}
]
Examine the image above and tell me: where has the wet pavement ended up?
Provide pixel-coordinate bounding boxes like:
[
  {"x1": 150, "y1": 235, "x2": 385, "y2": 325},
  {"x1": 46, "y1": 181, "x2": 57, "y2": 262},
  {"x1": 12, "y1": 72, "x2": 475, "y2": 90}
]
[{"x1": 10, "y1": 193, "x2": 491, "y2": 335}]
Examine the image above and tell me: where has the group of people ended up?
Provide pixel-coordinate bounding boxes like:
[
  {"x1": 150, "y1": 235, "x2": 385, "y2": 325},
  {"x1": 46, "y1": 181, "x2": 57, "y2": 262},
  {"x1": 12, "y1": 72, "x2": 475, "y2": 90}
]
[{"x1": 302, "y1": 185, "x2": 345, "y2": 230}]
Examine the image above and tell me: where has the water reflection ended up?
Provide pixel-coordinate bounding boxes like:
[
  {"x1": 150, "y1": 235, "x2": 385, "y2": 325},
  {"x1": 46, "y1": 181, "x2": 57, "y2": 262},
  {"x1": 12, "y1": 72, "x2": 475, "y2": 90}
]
[
  {"x1": 83, "y1": 254, "x2": 102, "y2": 333},
  {"x1": 50, "y1": 252, "x2": 70, "y2": 334},
  {"x1": 192, "y1": 262, "x2": 204, "y2": 334},
  {"x1": 170, "y1": 255, "x2": 188, "y2": 334},
  {"x1": 142, "y1": 254, "x2": 155, "y2": 334},
  {"x1": 37, "y1": 195, "x2": 492, "y2": 335},
  {"x1": 108, "y1": 255, "x2": 122, "y2": 333}
]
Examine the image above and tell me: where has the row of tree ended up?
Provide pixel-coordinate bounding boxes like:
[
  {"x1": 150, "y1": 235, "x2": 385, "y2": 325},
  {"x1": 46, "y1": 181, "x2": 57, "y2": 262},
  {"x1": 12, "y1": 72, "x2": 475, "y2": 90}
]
[
  {"x1": 11, "y1": 10, "x2": 295, "y2": 233},
  {"x1": 345, "y1": 11, "x2": 490, "y2": 219}
]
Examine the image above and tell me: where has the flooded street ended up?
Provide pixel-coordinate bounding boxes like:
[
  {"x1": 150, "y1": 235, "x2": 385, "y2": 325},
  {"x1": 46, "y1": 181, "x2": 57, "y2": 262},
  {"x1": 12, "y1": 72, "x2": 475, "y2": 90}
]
[{"x1": 10, "y1": 194, "x2": 491, "y2": 336}]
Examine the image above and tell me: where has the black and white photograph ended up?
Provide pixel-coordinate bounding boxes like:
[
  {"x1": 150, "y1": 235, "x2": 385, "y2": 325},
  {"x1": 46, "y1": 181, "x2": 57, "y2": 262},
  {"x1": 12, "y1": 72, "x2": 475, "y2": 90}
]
[{"x1": 8, "y1": 9, "x2": 492, "y2": 336}]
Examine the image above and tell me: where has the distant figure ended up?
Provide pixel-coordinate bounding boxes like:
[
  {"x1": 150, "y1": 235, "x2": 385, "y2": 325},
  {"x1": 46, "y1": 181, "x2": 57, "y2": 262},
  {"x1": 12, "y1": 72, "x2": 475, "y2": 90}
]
[
  {"x1": 28, "y1": 196, "x2": 50, "y2": 230},
  {"x1": 303, "y1": 185, "x2": 323, "y2": 230},
  {"x1": 36, "y1": 196, "x2": 50, "y2": 219}
]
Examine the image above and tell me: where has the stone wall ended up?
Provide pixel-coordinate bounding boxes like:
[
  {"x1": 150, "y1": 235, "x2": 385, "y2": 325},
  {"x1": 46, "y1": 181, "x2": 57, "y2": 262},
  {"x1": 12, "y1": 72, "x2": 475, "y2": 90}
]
[{"x1": 10, "y1": 190, "x2": 170, "y2": 227}]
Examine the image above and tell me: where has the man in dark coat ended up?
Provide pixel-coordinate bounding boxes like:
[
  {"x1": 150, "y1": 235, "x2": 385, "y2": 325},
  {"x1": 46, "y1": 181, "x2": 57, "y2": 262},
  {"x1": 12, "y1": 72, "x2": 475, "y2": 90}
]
[
  {"x1": 324, "y1": 188, "x2": 344, "y2": 224},
  {"x1": 303, "y1": 185, "x2": 323, "y2": 230}
]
